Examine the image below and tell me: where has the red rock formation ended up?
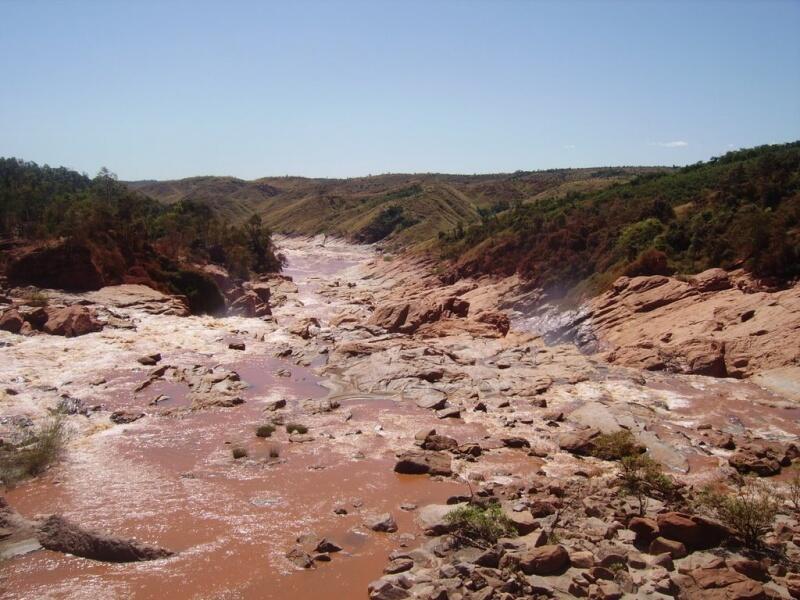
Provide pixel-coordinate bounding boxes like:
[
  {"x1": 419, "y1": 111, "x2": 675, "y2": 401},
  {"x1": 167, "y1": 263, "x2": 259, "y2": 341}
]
[
  {"x1": 42, "y1": 306, "x2": 104, "y2": 337},
  {"x1": 579, "y1": 270, "x2": 800, "y2": 378}
]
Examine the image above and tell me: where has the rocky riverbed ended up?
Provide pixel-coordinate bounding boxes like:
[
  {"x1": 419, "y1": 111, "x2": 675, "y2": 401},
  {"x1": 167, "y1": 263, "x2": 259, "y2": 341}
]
[{"x1": 1, "y1": 236, "x2": 799, "y2": 600}]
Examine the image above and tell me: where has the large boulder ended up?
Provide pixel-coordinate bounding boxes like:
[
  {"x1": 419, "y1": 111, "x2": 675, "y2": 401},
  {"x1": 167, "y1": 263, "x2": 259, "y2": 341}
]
[
  {"x1": 394, "y1": 451, "x2": 452, "y2": 476},
  {"x1": 249, "y1": 282, "x2": 271, "y2": 304},
  {"x1": 42, "y1": 306, "x2": 103, "y2": 337},
  {"x1": 421, "y1": 433, "x2": 459, "y2": 452},
  {"x1": 417, "y1": 503, "x2": 465, "y2": 536},
  {"x1": 227, "y1": 289, "x2": 271, "y2": 318},
  {"x1": 0, "y1": 308, "x2": 24, "y2": 333},
  {"x1": 687, "y1": 567, "x2": 766, "y2": 600},
  {"x1": 86, "y1": 285, "x2": 189, "y2": 316},
  {"x1": 499, "y1": 544, "x2": 570, "y2": 575},
  {"x1": 656, "y1": 512, "x2": 729, "y2": 550},
  {"x1": 558, "y1": 428, "x2": 600, "y2": 456},
  {"x1": 368, "y1": 296, "x2": 470, "y2": 334},
  {"x1": 690, "y1": 268, "x2": 732, "y2": 292},
  {"x1": 364, "y1": 513, "x2": 398, "y2": 533},
  {"x1": 368, "y1": 578, "x2": 410, "y2": 600},
  {"x1": 728, "y1": 444, "x2": 783, "y2": 477},
  {"x1": 663, "y1": 338, "x2": 728, "y2": 377},
  {"x1": 628, "y1": 516, "x2": 659, "y2": 544},
  {"x1": 36, "y1": 515, "x2": 173, "y2": 562}
]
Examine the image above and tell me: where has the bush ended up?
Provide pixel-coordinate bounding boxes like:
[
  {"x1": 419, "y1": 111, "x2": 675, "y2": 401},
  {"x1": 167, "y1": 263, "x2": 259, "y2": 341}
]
[
  {"x1": 616, "y1": 218, "x2": 665, "y2": 261},
  {"x1": 286, "y1": 423, "x2": 308, "y2": 435},
  {"x1": 619, "y1": 454, "x2": 676, "y2": 515},
  {"x1": 232, "y1": 446, "x2": 248, "y2": 459},
  {"x1": 788, "y1": 470, "x2": 800, "y2": 514},
  {"x1": 624, "y1": 248, "x2": 673, "y2": 277},
  {"x1": 268, "y1": 445, "x2": 280, "y2": 459},
  {"x1": 591, "y1": 430, "x2": 640, "y2": 461},
  {"x1": 698, "y1": 479, "x2": 782, "y2": 548},
  {"x1": 0, "y1": 416, "x2": 65, "y2": 485},
  {"x1": 445, "y1": 503, "x2": 516, "y2": 547},
  {"x1": 255, "y1": 424, "x2": 275, "y2": 438},
  {"x1": 26, "y1": 291, "x2": 49, "y2": 307}
]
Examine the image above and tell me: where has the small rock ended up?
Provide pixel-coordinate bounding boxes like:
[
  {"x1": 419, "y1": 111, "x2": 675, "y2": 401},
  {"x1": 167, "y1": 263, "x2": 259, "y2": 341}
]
[
  {"x1": 137, "y1": 353, "x2": 161, "y2": 366},
  {"x1": 264, "y1": 398, "x2": 286, "y2": 411},
  {"x1": 571, "y1": 551, "x2": 595, "y2": 569},
  {"x1": 285, "y1": 545, "x2": 314, "y2": 568},
  {"x1": 435, "y1": 406, "x2": 461, "y2": 419},
  {"x1": 110, "y1": 410, "x2": 144, "y2": 425},
  {"x1": 384, "y1": 558, "x2": 413, "y2": 574},
  {"x1": 501, "y1": 436, "x2": 530, "y2": 449},
  {"x1": 649, "y1": 537, "x2": 687, "y2": 559},
  {"x1": 367, "y1": 578, "x2": 409, "y2": 600},
  {"x1": 365, "y1": 513, "x2": 398, "y2": 533}
]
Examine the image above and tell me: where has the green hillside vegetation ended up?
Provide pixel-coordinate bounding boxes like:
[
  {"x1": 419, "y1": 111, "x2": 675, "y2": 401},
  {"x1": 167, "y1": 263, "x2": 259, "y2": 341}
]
[
  {"x1": 440, "y1": 142, "x2": 800, "y2": 300},
  {"x1": 0, "y1": 159, "x2": 283, "y2": 288},
  {"x1": 128, "y1": 167, "x2": 662, "y2": 249}
]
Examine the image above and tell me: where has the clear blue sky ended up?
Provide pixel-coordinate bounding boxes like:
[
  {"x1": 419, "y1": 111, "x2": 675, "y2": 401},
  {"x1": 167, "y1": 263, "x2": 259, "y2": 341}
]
[{"x1": 2, "y1": 0, "x2": 799, "y2": 180}]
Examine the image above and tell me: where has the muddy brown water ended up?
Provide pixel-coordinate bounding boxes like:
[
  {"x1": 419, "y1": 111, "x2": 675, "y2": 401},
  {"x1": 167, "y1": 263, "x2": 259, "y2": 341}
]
[{"x1": 2, "y1": 248, "x2": 465, "y2": 600}]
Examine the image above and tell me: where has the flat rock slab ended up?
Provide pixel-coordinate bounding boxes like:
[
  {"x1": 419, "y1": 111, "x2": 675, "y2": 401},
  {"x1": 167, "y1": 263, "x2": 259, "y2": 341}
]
[
  {"x1": 568, "y1": 402, "x2": 621, "y2": 433},
  {"x1": 752, "y1": 366, "x2": 800, "y2": 404},
  {"x1": 0, "y1": 537, "x2": 42, "y2": 560}
]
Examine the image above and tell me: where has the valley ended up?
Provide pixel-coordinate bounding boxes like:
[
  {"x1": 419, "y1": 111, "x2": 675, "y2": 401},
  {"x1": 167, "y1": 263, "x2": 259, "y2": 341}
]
[{"x1": 1, "y1": 236, "x2": 799, "y2": 599}]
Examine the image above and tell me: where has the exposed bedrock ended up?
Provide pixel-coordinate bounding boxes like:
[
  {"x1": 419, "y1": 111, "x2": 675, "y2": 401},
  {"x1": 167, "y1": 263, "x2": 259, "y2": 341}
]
[{"x1": 533, "y1": 269, "x2": 800, "y2": 379}]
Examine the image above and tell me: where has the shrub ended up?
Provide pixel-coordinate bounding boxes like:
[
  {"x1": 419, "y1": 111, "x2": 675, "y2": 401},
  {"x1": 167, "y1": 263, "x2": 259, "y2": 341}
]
[
  {"x1": 255, "y1": 424, "x2": 275, "y2": 438},
  {"x1": 591, "y1": 430, "x2": 640, "y2": 461},
  {"x1": 445, "y1": 503, "x2": 516, "y2": 547},
  {"x1": 232, "y1": 446, "x2": 248, "y2": 459},
  {"x1": 616, "y1": 218, "x2": 665, "y2": 261},
  {"x1": 624, "y1": 248, "x2": 673, "y2": 277},
  {"x1": 286, "y1": 423, "x2": 308, "y2": 435},
  {"x1": 0, "y1": 416, "x2": 65, "y2": 485},
  {"x1": 268, "y1": 445, "x2": 280, "y2": 459},
  {"x1": 26, "y1": 291, "x2": 49, "y2": 307},
  {"x1": 698, "y1": 479, "x2": 782, "y2": 548},
  {"x1": 619, "y1": 454, "x2": 676, "y2": 515}
]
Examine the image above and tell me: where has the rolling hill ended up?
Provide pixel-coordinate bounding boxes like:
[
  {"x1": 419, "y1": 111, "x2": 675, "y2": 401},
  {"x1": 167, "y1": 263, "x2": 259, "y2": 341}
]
[
  {"x1": 440, "y1": 142, "x2": 800, "y2": 300},
  {"x1": 127, "y1": 167, "x2": 665, "y2": 249}
]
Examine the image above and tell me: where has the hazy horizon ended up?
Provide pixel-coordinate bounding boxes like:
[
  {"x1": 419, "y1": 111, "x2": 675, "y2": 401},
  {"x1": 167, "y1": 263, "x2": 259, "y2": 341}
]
[{"x1": 2, "y1": 0, "x2": 799, "y2": 180}]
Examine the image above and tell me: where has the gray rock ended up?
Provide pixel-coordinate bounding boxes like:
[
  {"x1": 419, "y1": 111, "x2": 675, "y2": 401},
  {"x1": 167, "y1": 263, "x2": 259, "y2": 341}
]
[{"x1": 365, "y1": 513, "x2": 398, "y2": 533}]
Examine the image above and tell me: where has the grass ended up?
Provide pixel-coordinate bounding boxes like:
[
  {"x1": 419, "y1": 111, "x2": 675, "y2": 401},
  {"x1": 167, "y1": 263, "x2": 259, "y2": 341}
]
[
  {"x1": 698, "y1": 478, "x2": 782, "y2": 548},
  {"x1": 286, "y1": 423, "x2": 308, "y2": 435},
  {"x1": 255, "y1": 424, "x2": 275, "y2": 438},
  {"x1": 591, "y1": 430, "x2": 640, "y2": 461},
  {"x1": 444, "y1": 503, "x2": 516, "y2": 547},
  {"x1": 0, "y1": 416, "x2": 65, "y2": 486},
  {"x1": 232, "y1": 446, "x2": 248, "y2": 459}
]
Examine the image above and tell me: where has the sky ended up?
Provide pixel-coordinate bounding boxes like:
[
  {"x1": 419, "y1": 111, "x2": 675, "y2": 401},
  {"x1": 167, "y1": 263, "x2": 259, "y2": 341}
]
[{"x1": 1, "y1": 0, "x2": 799, "y2": 180}]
